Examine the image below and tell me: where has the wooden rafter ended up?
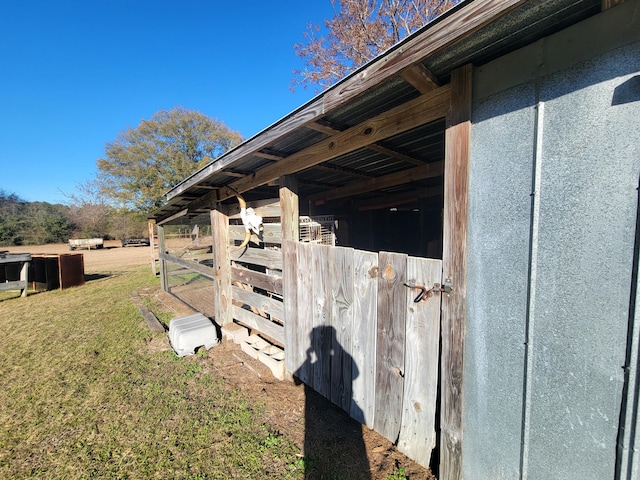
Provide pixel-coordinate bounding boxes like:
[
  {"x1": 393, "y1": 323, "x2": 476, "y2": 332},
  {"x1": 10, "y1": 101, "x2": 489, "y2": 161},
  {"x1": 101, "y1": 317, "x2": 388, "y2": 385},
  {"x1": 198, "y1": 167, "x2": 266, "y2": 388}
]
[
  {"x1": 400, "y1": 64, "x2": 440, "y2": 94},
  {"x1": 310, "y1": 161, "x2": 444, "y2": 204},
  {"x1": 254, "y1": 151, "x2": 285, "y2": 161},
  {"x1": 309, "y1": 120, "x2": 428, "y2": 167},
  {"x1": 312, "y1": 163, "x2": 375, "y2": 179},
  {"x1": 217, "y1": 85, "x2": 451, "y2": 202},
  {"x1": 324, "y1": 0, "x2": 526, "y2": 110}
]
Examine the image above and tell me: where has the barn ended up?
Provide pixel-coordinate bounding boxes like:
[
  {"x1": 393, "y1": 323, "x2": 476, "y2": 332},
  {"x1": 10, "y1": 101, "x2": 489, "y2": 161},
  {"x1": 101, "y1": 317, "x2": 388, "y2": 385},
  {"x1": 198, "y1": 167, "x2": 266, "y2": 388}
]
[{"x1": 150, "y1": 1, "x2": 640, "y2": 478}]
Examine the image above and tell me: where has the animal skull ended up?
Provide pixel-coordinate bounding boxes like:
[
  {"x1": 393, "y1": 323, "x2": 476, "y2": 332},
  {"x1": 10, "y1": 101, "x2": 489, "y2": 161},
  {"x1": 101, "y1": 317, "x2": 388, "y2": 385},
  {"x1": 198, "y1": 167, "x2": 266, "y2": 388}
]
[{"x1": 232, "y1": 192, "x2": 263, "y2": 252}]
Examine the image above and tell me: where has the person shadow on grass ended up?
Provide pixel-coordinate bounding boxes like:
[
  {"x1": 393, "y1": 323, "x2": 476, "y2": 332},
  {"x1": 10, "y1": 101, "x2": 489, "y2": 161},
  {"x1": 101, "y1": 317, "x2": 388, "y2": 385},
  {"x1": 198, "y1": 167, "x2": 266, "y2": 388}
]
[{"x1": 294, "y1": 325, "x2": 371, "y2": 479}]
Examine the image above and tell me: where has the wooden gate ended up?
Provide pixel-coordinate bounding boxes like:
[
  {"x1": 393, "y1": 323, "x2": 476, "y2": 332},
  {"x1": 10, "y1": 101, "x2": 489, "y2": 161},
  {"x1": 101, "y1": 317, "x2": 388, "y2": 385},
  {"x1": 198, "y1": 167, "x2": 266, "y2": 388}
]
[{"x1": 283, "y1": 240, "x2": 442, "y2": 467}]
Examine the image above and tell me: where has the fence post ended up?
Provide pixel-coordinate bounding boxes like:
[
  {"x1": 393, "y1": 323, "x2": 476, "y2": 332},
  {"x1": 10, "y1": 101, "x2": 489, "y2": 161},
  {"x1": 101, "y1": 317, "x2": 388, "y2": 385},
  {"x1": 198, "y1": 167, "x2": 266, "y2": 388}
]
[
  {"x1": 211, "y1": 201, "x2": 232, "y2": 326},
  {"x1": 281, "y1": 175, "x2": 299, "y2": 377},
  {"x1": 440, "y1": 63, "x2": 472, "y2": 480}
]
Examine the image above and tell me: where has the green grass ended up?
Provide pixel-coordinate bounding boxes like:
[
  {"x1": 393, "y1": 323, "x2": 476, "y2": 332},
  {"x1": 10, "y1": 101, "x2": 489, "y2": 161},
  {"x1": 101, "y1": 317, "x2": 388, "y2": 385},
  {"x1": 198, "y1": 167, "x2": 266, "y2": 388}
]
[{"x1": 0, "y1": 266, "x2": 302, "y2": 479}]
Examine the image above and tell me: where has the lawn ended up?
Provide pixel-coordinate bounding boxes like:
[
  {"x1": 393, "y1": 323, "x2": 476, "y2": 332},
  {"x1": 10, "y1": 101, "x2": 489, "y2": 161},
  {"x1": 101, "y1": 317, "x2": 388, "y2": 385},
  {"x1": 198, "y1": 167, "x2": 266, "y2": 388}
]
[{"x1": 0, "y1": 265, "x2": 303, "y2": 479}]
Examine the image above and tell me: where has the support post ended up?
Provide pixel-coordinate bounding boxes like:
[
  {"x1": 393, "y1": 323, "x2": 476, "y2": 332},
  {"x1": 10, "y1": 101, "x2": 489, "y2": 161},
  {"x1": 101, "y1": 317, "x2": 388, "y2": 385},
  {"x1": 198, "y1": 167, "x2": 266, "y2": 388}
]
[
  {"x1": 157, "y1": 224, "x2": 168, "y2": 291},
  {"x1": 440, "y1": 63, "x2": 472, "y2": 480},
  {"x1": 280, "y1": 175, "x2": 299, "y2": 377},
  {"x1": 211, "y1": 201, "x2": 232, "y2": 326},
  {"x1": 148, "y1": 220, "x2": 157, "y2": 276},
  {"x1": 19, "y1": 260, "x2": 29, "y2": 298},
  {"x1": 280, "y1": 175, "x2": 299, "y2": 243}
]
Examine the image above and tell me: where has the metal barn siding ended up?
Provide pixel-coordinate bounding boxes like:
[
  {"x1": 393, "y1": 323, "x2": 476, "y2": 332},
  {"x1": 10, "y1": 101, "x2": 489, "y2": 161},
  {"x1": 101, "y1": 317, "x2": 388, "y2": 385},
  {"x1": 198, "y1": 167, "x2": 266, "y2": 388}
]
[{"x1": 464, "y1": 4, "x2": 640, "y2": 480}]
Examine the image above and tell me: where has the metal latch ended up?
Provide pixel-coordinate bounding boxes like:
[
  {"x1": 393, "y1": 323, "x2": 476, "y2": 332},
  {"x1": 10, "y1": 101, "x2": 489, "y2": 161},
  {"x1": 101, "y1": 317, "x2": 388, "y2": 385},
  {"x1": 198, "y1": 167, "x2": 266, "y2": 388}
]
[{"x1": 404, "y1": 278, "x2": 453, "y2": 303}]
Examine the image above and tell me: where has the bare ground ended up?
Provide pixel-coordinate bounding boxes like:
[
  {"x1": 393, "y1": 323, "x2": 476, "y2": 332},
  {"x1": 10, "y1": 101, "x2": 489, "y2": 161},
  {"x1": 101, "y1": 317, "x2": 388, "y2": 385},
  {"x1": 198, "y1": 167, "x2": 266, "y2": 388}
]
[{"x1": 3, "y1": 241, "x2": 436, "y2": 479}]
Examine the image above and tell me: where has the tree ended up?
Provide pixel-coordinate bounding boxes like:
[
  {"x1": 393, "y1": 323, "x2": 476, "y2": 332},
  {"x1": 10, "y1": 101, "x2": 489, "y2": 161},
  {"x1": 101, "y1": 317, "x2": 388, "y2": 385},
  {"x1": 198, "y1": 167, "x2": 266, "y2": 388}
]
[
  {"x1": 63, "y1": 178, "x2": 113, "y2": 239},
  {"x1": 97, "y1": 107, "x2": 243, "y2": 212},
  {"x1": 293, "y1": 0, "x2": 460, "y2": 90}
]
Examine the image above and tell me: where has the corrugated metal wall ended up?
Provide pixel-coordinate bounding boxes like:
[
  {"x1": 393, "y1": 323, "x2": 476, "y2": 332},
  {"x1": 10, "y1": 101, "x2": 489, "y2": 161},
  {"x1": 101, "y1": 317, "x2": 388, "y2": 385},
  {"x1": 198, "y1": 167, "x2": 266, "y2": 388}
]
[{"x1": 463, "y1": 3, "x2": 640, "y2": 479}]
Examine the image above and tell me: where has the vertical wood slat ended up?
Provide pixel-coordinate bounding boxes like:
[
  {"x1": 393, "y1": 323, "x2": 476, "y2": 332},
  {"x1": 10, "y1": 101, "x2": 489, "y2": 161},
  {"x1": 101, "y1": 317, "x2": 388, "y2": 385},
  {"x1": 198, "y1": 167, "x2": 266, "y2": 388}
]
[
  {"x1": 374, "y1": 251, "x2": 408, "y2": 443},
  {"x1": 330, "y1": 246, "x2": 355, "y2": 412},
  {"x1": 211, "y1": 208, "x2": 232, "y2": 326},
  {"x1": 441, "y1": 63, "x2": 472, "y2": 480},
  {"x1": 398, "y1": 256, "x2": 442, "y2": 466},
  {"x1": 281, "y1": 177, "x2": 299, "y2": 376},
  {"x1": 312, "y1": 244, "x2": 332, "y2": 398},
  {"x1": 351, "y1": 249, "x2": 378, "y2": 428},
  {"x1": 283, "y1": 240, "x2": 300, "y2": 375},
  {"x1": 294, "y1": 241, "x2": 315, "y2": 384},
  {"x1": 157, "y1": 225, "x2": 168, "y2": 291}
]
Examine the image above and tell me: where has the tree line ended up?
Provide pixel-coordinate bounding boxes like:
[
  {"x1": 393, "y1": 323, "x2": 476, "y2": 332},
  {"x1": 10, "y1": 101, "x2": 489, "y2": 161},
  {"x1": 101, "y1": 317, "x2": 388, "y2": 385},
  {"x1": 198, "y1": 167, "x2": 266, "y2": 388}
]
[{"x1": 0, "y1": 190, "x2": 148, "y2": 246}]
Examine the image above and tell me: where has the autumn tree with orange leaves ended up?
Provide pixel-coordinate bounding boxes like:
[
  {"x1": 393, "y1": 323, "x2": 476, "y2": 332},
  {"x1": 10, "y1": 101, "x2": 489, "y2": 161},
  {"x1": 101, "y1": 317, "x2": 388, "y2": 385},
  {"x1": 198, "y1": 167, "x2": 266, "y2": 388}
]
[{"x1": 293, "y1": 0, "x2": 460, "y2": 91}]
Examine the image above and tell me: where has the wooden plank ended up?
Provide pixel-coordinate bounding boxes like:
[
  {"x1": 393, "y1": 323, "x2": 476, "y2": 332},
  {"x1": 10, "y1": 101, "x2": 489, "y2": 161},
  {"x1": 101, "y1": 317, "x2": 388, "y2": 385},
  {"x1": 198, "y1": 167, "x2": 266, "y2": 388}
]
[
  {"x1": 323, "y1": 0, "x2": 525, "y2": 110},
  {"x1": 374, "y1": 251, "x2": 408, "y2": 443},
  {"x1": 232, "y1": 305, "x2": 285, "y2": 345},
  {"x1": 157, "y1": 225, "x2": 168, "y2": 291},
  {"x1": 310, "y1": 161, "x2": 444, "y2": 204},
  {"x1": 312, "y1": 244, "x2": 333, "y2": 398},
  {"x1": 229, "y1": 247, "x2": 283, "y2": 270},
  {"x1": 231, "y1": 285, "x2": 284, "y2": 319},
  {"x1": 231, "y1": 264, "x2": 282, "y2": 295},
  {"x1": 211, "y1": 208, "x2": 232, "y2": 326},
  {"x1": 229, "y1": 224, "x2": 282, "y2": 245},
  {"x1": 160, "y1": 252, "x2": 216, "y2": 279},
  {"x1": 440, "y1": 64, "x2": 472, "y2": 480},
  {"x1": 0, "y1": 280, "x2": 27, "y2": 292},
  {"x1": 398, "y1": 257, "x2": 442, "y2": 468},
  {"x1": 293, "y1": 242, "x2": 315, "y2": 384},
  {"x1": 217, "y1": 85, "x2": 451, "y2": 201},
  {"x1": 227, "y1": 198, "x2": 281, "y2": 220},
  {"x1": 351, "y1": 249, "x2": 378, "y2": 428},
  {"x1": 279, "y1": 175, "x2": 299, "y2": 244},
  {"x1": 330, "y1": 246, "x2": 355, "y2": 412},
  {"x1": 283, "y1": 240, "x2": 300, "y2": 374}
]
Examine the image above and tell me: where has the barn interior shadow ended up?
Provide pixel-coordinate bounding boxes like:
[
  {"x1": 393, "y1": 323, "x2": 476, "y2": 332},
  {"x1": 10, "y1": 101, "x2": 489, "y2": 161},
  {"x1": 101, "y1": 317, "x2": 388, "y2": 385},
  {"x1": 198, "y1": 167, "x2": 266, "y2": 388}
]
[{"x1": 294, "y1": 325, "x2": 371, "y2": 479}]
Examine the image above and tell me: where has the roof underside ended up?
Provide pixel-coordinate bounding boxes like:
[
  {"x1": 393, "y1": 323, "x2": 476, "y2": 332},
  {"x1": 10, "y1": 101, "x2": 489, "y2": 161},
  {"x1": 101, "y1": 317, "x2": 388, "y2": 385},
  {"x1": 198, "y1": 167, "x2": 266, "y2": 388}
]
[{"x1": 152, "y1": 0, "x2": 601, "y2": 222}]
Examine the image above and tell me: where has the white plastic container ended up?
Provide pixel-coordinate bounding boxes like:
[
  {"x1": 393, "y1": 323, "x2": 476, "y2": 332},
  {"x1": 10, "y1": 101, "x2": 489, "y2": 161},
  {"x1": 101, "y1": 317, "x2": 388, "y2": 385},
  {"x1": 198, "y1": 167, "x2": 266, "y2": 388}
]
[{"x1": 168, "y1": 313, "x2": 219, "y2": 357}]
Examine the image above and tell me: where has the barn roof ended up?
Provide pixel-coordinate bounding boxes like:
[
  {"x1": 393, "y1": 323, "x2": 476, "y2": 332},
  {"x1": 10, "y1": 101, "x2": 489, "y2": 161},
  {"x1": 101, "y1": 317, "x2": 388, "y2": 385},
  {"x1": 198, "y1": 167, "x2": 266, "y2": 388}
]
[{"x1": 152, "y1": 0, "x2": 601, "y2": 223}]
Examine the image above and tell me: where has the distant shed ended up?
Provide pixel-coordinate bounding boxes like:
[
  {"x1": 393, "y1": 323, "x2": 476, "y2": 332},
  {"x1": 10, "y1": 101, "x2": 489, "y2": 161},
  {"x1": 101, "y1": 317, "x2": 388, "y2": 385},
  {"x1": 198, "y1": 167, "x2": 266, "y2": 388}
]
[{"x1": 151, "y1": 1, "x2": 640, "y2": 478}]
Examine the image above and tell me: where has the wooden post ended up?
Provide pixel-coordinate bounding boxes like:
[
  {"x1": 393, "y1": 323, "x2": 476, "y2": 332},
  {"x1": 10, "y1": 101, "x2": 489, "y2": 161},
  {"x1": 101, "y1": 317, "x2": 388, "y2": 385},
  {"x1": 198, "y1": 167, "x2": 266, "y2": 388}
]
[
  {"x1": 157, "y1": 224, "x2": 168, "y2": 291},
  {"x1": 280, "y1": 175, "x2": 299, "y2": 243},
  {"x1": 211, "y1": 201, "x2": 232, "y2": 326},
  {"x1": 148, "y1": 219, "x2": 157, "y2": 276},
  {"x1": 19, "y1": 260, "x2": 29, "y2": 298},
  {"x1": 281, "y1": 175, "x2": 299, "y2": 377},
  {"x1": 440, "y1": 63, "x2": 472, "y2": 480}
]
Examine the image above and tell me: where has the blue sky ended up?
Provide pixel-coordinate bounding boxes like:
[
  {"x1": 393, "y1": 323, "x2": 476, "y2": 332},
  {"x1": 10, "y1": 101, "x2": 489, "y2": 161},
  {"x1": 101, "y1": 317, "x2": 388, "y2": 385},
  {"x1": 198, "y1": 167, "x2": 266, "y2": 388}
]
[{"x1": 0, "y1": 1, "x2": 335, "y2": 204}]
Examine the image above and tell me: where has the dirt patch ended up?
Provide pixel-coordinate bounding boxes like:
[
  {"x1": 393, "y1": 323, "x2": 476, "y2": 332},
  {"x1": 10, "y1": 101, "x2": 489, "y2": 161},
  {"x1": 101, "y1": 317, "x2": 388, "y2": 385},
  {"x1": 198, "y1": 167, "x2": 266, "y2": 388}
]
[{"x1": 3, "y1": 241, "x2": 436, "y2": 479}]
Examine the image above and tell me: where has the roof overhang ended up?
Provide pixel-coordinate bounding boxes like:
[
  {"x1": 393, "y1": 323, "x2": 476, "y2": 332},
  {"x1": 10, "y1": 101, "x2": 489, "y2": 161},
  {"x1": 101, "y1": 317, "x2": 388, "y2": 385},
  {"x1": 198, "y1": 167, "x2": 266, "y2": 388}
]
[{"x1": 151, "y1": 0, "x2": 602, "y2": 223}]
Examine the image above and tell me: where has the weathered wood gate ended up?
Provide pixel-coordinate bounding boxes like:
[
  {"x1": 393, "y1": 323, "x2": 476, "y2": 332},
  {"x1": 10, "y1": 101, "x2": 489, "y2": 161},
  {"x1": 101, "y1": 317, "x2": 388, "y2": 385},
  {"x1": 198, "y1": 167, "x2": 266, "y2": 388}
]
[{"x1": 283, "y1": 240, "x2": 442, "y2": 467}]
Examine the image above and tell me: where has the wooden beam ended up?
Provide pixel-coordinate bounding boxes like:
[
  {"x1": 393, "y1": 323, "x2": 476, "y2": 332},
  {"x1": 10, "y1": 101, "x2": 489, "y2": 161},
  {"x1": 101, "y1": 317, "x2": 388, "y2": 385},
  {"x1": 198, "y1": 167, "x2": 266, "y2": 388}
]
[
  {"x1": 324, "y1": 0, "x2": 525, "y2": 110},
  {"x1": 211, "y1": 206, "x2": 232, "y2": 326},
  {"x1": 308, "y1": 121, "x2": 427, "y2": 167},
  {"x1": 279, "y1": 175, "x2": 299, "y2": 244},
  {"x1": 310, "y1": 161, "x2": 444, "y2": 204},
  {"x1": 218, "y1": 85, "x2": 451, "y2": 202},
  {"x1": 354, "y1": 185, "x2": 443, "y2": 211},
  {"x1": 166, "y1": 96, "x2": 326, "y2": 200},
  {"x1": 254, "y1": 151, "x2": 286, "y2": 161},
  {"x1": 306, "y1": 121, "x2": 340, "y2": 135},
  {"x1": 440, "y1": 64, "x2": 472, "y2": 480},
  {"x1": 400, "y1": 63, "x2": 440, "y2": 94},
  {"x1": 367, "y1": 144, "x2": 425, "y2": 166}
]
